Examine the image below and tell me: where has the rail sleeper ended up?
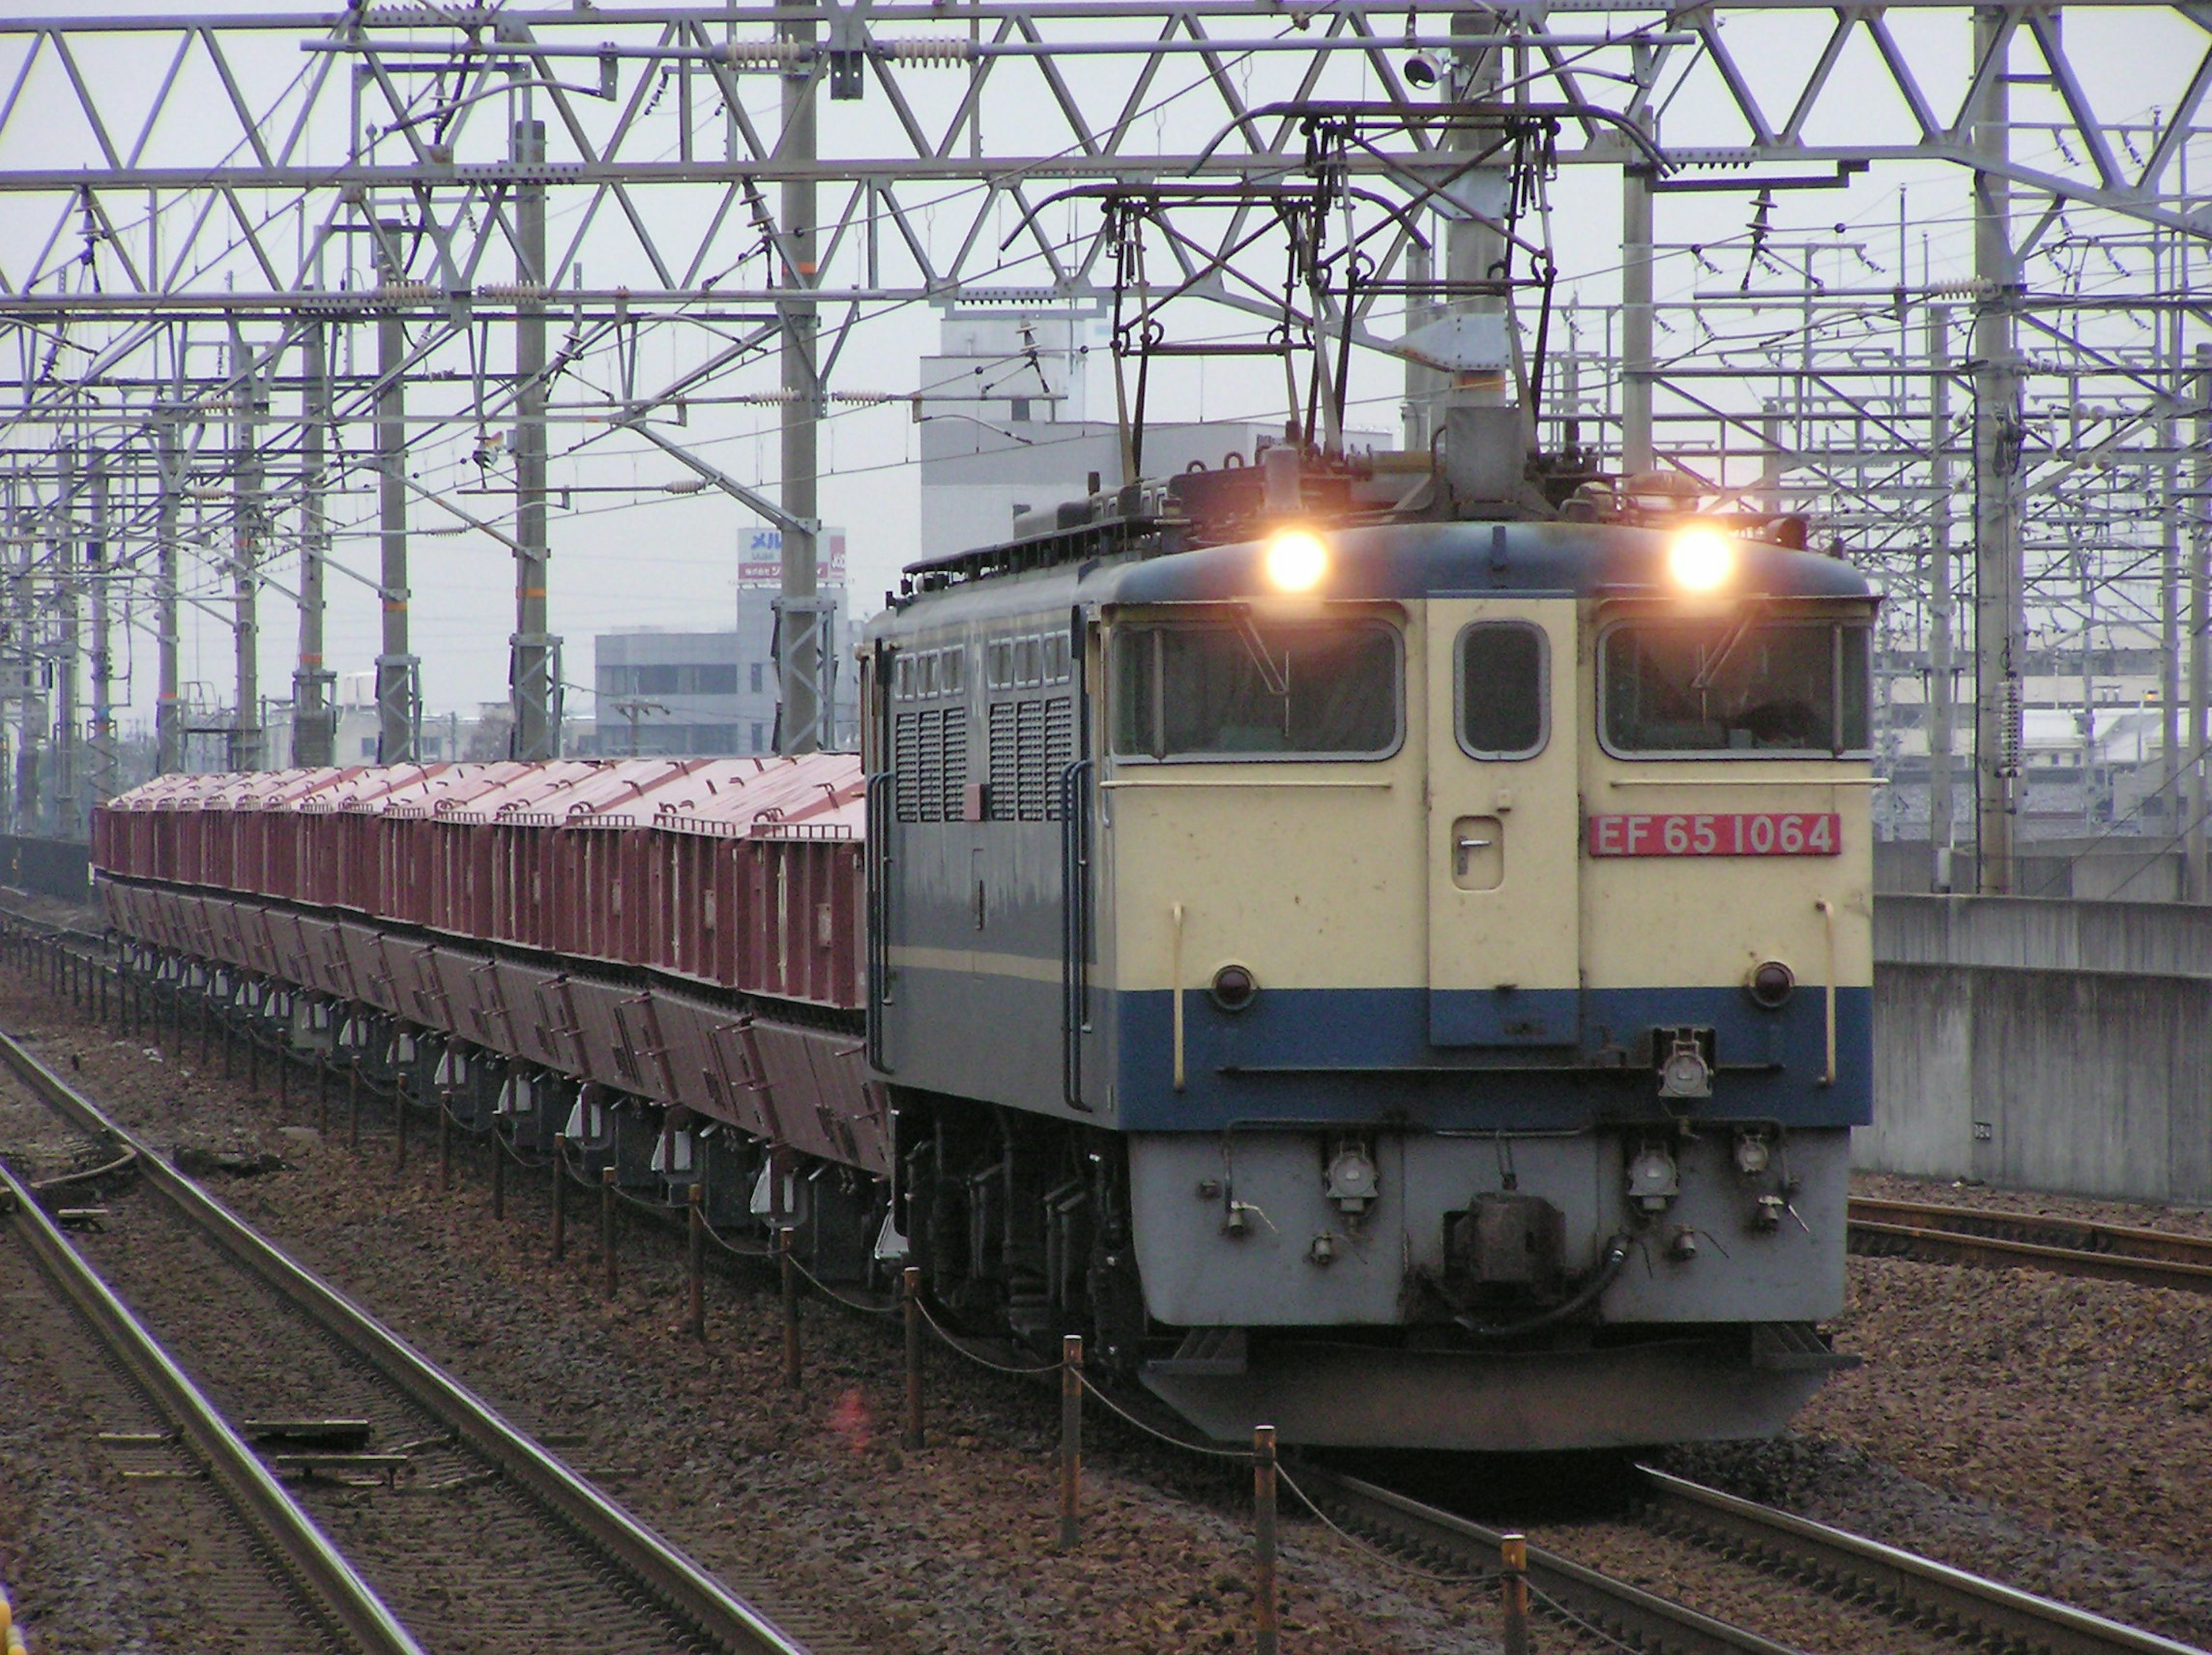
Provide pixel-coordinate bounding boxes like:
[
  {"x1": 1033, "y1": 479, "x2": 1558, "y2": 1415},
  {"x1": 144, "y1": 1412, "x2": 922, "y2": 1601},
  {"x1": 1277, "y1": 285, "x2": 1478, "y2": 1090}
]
[{"x1": 0, "y1": 1028, "x2": 810, "y2": 1655}]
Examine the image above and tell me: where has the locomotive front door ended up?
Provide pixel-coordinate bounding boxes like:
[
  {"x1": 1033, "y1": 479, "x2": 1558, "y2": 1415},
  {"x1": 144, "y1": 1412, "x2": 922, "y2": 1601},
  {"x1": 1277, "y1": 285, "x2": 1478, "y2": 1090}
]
[{"x1": 1424, "y1": 596, "x2": 1581, "y2": 1047}]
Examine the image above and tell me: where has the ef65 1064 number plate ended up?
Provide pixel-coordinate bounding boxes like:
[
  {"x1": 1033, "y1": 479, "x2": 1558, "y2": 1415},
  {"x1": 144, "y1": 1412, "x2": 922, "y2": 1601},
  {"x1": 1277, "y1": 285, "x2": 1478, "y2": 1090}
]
[{"x1": 1586, "y1": 812, "x2": 1840, "y2": 857}]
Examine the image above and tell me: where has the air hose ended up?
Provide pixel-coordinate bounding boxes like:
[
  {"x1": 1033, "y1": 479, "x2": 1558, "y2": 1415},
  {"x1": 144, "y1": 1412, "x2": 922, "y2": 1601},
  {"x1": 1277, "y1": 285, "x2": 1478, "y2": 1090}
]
[{"x1": 1456, "y1": 1231, "x2": 1636, "y2": 1341}]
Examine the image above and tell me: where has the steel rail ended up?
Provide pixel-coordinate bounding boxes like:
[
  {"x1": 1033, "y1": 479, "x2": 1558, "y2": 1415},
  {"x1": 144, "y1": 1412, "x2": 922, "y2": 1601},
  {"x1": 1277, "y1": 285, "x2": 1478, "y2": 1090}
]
[
  {"x1": 1637, "y1": 1467, "x2": 2210, "y2": 1655},
  {"x1": 1847, "y1": 1198, "x2": 2212, "y2": 1294},
  {"x1": 1850, "y1": 1196, "x2": 2212, "y2": 1264},
  {"x1": 1290, "y1": 1464, "x2": 1811, "y2": 1655},
  {"x1": 0, "y1": 1159, "x2": 426, "y2": 1655},
  {"x1": 0, "y1": 1026, "x2": 810, "y2": 1655}
]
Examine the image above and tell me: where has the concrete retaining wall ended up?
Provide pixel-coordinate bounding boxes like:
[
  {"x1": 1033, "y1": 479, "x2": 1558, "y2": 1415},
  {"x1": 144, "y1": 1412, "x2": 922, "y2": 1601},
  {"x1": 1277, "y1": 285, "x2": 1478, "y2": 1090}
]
[
  {"x1": 1865, "y1": 893, "x2": 2212, "y2": 1206},
  {"x1": 1874, "y1": 839, "x2": 2186, "y2": 902},
  {"x1": 1876, "y1": 892, "x2": 2212, "y2": 976}
]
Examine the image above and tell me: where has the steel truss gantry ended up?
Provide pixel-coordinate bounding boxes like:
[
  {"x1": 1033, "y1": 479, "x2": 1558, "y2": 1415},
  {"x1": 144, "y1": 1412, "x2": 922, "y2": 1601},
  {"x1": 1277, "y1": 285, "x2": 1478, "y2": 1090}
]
[{"x1": 0, "y1": 1, "x2": 2205, "y2": 889}]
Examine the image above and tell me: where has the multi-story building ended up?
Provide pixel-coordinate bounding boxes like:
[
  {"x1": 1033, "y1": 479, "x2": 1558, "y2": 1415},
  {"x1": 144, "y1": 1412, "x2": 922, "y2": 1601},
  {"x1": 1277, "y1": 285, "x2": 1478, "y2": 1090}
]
[
  {"x1": 593, "y1": 570, "x2": 862, "y2": 756},
  {"x1": 919, "y1": 311, "x2": 1386, "y2": 561}
]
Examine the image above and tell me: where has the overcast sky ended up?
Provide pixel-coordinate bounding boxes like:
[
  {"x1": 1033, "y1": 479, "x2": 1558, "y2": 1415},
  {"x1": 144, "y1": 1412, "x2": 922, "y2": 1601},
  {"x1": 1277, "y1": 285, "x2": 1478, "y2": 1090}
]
[{"x1": 1, "y1": 1, "x2": 2197, "y2": 734}]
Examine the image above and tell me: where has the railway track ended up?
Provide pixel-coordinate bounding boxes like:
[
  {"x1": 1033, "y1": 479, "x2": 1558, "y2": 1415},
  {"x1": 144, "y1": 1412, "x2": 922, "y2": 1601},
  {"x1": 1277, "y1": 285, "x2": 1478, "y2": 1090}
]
[
  {"x1": 0, "y1": 1024, "x2": 808, "y2": 1655},
  {"x1": 8, "y1": 907, "x2": 2203, "y2": 1652},
  {"x1": 0, "y1": 1154, "x2": 408, "y2": 1653},
  {"x1": 1296, "y1": 1464, "x2": 2207, "y2": 1655},
  {"x1": 1848, "y1": 1196, "x2": 2212, "y2": 1293}
]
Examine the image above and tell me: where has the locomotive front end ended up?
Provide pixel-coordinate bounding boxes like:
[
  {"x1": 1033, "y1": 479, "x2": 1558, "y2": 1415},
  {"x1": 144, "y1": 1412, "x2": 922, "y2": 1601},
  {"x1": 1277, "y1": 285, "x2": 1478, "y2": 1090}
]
[{"x1": 1092, "y1": 520, "x2": 1875, "y2": 1451}]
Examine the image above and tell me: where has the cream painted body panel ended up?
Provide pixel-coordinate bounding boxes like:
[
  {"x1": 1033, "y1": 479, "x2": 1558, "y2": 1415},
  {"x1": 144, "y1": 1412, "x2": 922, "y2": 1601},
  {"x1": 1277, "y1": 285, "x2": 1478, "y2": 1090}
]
[
  {"x1": 1098, "y1": 600, "x2": 1874, "y2": 1002},
  {"x1": 1099, "y1": 617, "x2": 1429, "y2": 993},
  {"x1": 1577, "y1": 761, "x2": 1876, "y2": 994},
  {"x1": 1425, "y1": 597, "x2": 1581, "y2": 998}
]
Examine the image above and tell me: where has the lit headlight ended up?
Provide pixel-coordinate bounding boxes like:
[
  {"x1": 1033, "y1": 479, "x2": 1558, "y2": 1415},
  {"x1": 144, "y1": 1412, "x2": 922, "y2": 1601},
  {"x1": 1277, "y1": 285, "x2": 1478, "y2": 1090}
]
[
  {"x1": 1264, "y1": 529, "x2": 1328, "y2": 592},
  {"x1": 1666, "y1": 527, "x2": 1736, "y2": 592}
]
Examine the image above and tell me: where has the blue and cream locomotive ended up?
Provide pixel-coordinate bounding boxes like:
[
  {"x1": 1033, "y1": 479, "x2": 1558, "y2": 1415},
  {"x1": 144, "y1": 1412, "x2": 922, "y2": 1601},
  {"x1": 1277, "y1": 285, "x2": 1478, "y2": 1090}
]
[{"x1": 863, "y1": 448, "x2": 1873, "y2": 1451}]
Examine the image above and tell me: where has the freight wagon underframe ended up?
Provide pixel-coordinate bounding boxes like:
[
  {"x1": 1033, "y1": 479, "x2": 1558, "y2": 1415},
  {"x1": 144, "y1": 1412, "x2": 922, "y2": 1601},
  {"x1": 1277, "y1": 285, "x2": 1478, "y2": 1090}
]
[{"x1": 97, "y1": 874, "x2": 897, "y2": 1281}]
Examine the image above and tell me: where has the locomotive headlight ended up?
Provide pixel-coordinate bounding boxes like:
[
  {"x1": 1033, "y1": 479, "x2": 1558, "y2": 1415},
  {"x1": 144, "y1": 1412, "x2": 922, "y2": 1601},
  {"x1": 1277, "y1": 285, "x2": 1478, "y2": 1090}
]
[
  {"x1": 1747, "y1": 959, "x2": 1796, "y2": 1009},
  {"x1": 1666, "y1": 526, "x2": 1736, "y2": 593},
  {"x1": 1210, "y1": 962, "x2": 1260, "y2": 1013},
  {"x1": 1264, "y1": 529, "x2": 1328, "y2": 592}
]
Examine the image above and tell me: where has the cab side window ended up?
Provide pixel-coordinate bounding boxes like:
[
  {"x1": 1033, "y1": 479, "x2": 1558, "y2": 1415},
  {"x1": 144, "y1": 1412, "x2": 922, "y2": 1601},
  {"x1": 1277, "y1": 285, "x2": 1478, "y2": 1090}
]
[{"x1": 1458, "y1": 622, "x2": 1547, "y2": 759}]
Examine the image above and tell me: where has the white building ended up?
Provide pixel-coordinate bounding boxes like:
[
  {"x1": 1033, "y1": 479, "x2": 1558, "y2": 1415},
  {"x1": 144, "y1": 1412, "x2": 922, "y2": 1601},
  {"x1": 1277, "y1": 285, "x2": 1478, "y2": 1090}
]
[{"x1": 918, "y1": 311, "x2": 1385, "y2": 562}]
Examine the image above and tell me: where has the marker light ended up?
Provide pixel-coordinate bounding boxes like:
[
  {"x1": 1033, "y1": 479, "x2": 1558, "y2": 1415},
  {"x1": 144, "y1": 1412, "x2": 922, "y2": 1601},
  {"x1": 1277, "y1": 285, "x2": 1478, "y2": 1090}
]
[
  {"x1": 1264, "y1": 529, "x2": 1328, "y2": 592},
  {"x1": 1667, "y1": 527, "x2": 1736, "y2": 593}
]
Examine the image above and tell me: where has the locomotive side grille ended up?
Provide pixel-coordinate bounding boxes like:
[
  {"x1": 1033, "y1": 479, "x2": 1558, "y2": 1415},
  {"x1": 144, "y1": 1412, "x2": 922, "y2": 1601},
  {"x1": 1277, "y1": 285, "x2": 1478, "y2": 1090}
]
[
  {"x1": 988, "y1": 702, "x2": 1017, "y2": 821},
  {"x1": 941, "y1": 707, "x2": 969, "y2": 821},
  {"x1": 1016, "y1": 699, "x2": 1047, "y2": 821},
  {"x1": 894, "y1": 705, "x2": 970, "y2": 823},
  {"x1": 915, "y1": 707, "x2": 946, "y2": 823},
  {"x1": 1043, "y1": 695, "x2": 1073, "y2": 821},
  {"x1": 892, "y1": 711, "x2": 921, "y2": 821}
]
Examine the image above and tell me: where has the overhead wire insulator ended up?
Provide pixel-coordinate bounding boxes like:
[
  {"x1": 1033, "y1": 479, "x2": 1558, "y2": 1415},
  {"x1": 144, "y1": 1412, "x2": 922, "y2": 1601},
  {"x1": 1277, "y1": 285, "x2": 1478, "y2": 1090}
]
[
  {"x1": 715, "y1": 40, "x2": 812, "y2": 70},
  {"x1": 877, "y1": 38, "x2": 976, "y2": 65}
]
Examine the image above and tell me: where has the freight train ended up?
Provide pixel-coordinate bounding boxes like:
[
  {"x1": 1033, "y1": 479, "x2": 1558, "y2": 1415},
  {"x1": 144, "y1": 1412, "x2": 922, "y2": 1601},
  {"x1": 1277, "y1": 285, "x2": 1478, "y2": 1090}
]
[{"x1": 93, "y1": 443, "x2": 1874, "y2": 1453}]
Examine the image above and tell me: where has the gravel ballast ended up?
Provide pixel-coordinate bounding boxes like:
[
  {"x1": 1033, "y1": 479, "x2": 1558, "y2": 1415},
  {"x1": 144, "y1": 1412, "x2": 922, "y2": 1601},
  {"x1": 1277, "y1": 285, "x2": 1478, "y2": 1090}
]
[
  {"x1": 9, "y1": 945, "x2": 2212, "y2": 1652},
  {"x1": 0, "y1": 980, "x2": 1551, "y2": 1655},
  {"x1": 1665, "y1": 1175, "x2": 2212, "y2": 1646}
]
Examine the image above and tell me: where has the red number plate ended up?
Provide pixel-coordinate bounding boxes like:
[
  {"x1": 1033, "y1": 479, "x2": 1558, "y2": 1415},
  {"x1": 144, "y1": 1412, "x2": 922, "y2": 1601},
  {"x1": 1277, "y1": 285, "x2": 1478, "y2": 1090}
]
[{"x1": 1586, "y1": 812, "x2": 1841, "y2": 858}]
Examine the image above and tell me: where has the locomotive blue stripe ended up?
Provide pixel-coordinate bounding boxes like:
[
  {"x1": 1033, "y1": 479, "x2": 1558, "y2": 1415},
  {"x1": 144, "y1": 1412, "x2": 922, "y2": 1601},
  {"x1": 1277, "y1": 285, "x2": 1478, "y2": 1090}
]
[{"x1": 1108, "y1": 983, "x2": 1873, "y2": 1132}]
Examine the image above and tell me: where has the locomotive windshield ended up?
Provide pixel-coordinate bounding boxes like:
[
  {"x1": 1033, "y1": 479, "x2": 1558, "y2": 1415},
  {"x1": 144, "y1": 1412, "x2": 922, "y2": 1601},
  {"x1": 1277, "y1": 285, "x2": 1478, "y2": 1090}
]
[
  {"x1": 1602, "y1": 618, "x2": 1870, "y2": 755},
  {"x1": 1113, "y1": 618, "x2": 1400, "y2": 759}
]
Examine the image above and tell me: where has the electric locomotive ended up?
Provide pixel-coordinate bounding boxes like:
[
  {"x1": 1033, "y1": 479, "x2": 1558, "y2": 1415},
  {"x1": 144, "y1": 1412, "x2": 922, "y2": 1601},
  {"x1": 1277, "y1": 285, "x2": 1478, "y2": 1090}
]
[{"x1": 864, "y1": 442, "x2": 1874, "y2": 1452}]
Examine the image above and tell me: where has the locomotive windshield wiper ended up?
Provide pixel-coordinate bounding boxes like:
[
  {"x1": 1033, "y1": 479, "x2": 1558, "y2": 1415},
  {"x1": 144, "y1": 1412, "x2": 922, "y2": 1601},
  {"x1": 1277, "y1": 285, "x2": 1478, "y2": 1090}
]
[
  {"x1": 1689, "y1": 597, "x2": 1770, "y2": 695},
  {"x1": 1233, "y1": 605, "x2": 1293, "y2": 700}
]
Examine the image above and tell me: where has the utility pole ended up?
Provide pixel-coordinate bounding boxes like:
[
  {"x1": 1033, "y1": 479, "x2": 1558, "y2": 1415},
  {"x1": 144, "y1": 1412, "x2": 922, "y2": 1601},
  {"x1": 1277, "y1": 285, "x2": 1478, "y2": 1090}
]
[
  {"x1": 1969, "y1": 5, "x2": 2022, "y2": 895},
  {"x1": 2161, "y1": 348, "x2": 2182, "y2": 834},
  {"x1": 53, "y1": 444, "x2": 78, "y2": 831},
  {"x1": 1927, "y1": 306, "x2": 1956, "y2": 886},
  {"x1": 1444, "y1": 12, "x2": 1506, "y2": 412},
  {"x1": 376, "y1": 294, "x2": 418, "y2": 763},
  {"x1": 16, "y1": 466, "x2": 42, "y2": 833},
  {"x1": 54, "y1": 445, "x2": 79, "y2": 828},
  {"x1": 1402, "y1": 237, "x2": 1438, "y2": 452},
  {"x1": 1620, "y1": 41, "x2": 1656, "y2": 476},
  {"x1": 228, "y1": 330, "x2": 264, "y2": 772},
  {"x1": 777, "y1": 8, "x2": 822, "y2": 756},
  {"x1": 87, "y1": 450, "x2": 115, "y2": 820},
  {"x1": 294, "y1": 320, "x2": 335, "y2": 767},
  {"x1": 2190, "y1": 343, "x2": 2210, "y2": 899},
  {"x1": 1, "y1": 467, "x2": 20, "y2": 830},
  {"x1": 155, "y1": 416, "x2": 182, "y2": 775},
  {"x1": 510, "y1": 115, "x2": 559, "y2": 762}
]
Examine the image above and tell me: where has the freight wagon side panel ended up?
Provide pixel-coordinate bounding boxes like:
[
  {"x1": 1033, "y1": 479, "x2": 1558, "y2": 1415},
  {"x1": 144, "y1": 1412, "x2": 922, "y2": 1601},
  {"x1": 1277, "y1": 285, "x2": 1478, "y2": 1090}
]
[
  {"x1": 560, "y1": 975, "x2": 630, "y2": 1089},
  {"x1": 493, "y1": 961, "x2": 566, "y2": 1070},
  {"x1": 646, "y1": 993, "x2": 721, "y2": 1120}
]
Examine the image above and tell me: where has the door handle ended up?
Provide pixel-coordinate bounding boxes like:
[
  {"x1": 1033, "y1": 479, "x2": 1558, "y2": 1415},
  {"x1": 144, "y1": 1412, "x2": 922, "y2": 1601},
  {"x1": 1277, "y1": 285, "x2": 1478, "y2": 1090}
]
[{"x1": 1455, "y1": 834, "x2": 1495, "y2": 876}]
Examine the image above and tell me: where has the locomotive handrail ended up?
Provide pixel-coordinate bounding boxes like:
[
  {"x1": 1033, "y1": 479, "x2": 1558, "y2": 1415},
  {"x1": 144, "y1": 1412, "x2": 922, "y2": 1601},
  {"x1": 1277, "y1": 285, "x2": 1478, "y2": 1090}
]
[
  {"x1": 1605, "y1": 775, "x2": 1887, "y2": 787},
  {"x1": 1815, "y1": 897, "x2": 1838, "y2": 1086},
  {"x1": 1059, "y1": 758, "x2": 1095, "y2": 1112},
  {"x1": 1098, "y1": 774, "x2": 1395, "y2": 789},
  {"x1": 863, "y1": 770, "x2": 895, "y2": 1075}
]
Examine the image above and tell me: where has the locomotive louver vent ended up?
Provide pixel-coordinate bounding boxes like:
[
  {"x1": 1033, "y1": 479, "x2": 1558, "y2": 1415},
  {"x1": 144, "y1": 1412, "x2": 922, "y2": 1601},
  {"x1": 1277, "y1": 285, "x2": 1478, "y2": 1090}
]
[
  {"x1": 1016, "y1": 700, "x2": 1047, "y2": 821},
  {"x1": 915, "y1": 708, "x2": 945, "y2": 823},
  {"x1": 1043, "y1": 696, "x2": 1073, "y2": 820},
  {"x1": 894, "y1": 707, "x2": 961, "y2": 823},
  {"x1": 988, "y1": 702, "x2": 1017, "y2": 821},
  {"x1": 941, "y1": 707, "x2": 968, "y2": 821},
  {"x1": 892, "y1": 711, "x2": 921, "y2": 821}
]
